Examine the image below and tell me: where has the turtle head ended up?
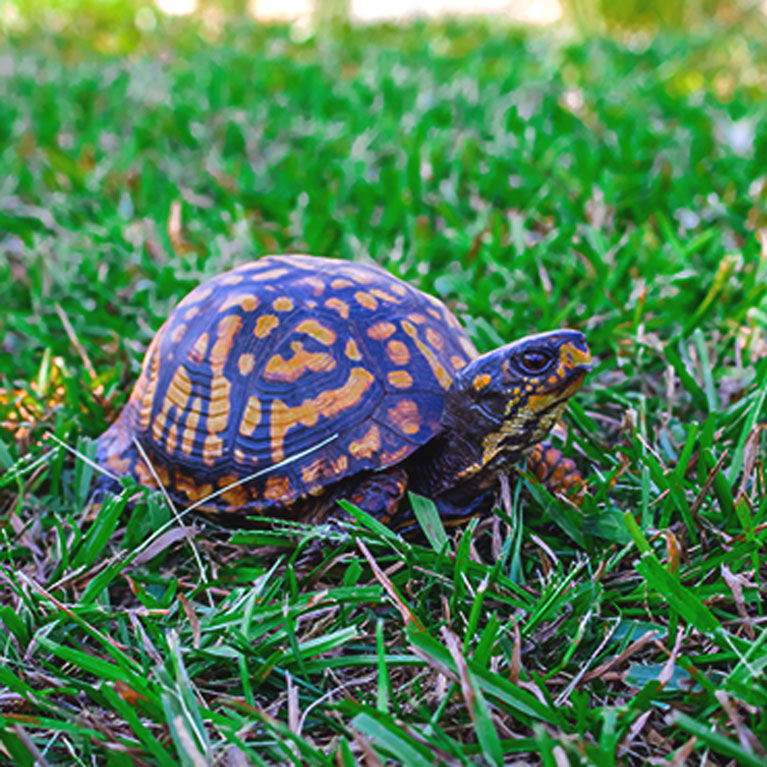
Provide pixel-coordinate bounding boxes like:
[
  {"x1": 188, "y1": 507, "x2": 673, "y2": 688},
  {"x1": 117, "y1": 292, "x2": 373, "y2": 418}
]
[{"x1": 443, "y1": 330, "x2": 591, "y2": 472}]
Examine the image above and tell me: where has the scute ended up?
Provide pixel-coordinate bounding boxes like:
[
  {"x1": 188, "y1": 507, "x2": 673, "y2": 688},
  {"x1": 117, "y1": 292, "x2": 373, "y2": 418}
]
[{"x1": 98, "y1": 255, "x2": 478, "y2": 516}]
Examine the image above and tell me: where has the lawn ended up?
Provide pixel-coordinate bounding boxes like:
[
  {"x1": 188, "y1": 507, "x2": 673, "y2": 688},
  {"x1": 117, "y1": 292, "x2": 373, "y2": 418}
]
[{"x1": 1, "y1": 8, "x2": 767, "y2": 766}]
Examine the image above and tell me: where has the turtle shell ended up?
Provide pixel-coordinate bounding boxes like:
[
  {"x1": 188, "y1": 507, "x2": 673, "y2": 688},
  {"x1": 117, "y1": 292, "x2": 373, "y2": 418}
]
[{"x1": 98, "y1": 255, "x2": 479, "y2": 517}]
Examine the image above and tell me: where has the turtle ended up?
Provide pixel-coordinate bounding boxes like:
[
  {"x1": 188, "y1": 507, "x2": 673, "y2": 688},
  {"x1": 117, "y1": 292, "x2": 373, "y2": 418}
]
[{"x1": 97, "y1": 255, "x2": 591, "y2": 533}]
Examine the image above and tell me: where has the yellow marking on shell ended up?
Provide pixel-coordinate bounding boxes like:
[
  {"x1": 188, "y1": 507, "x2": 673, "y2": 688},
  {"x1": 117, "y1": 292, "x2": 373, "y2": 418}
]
[
  {"x1": 234, "y1": 448, "x2": 247, "y2": 464},
  {"x1": 348, "y1": 270, "x2": 373, "y2": 284},
  {"x1": 325, "y1": 297, "x2": 349, "y2": 318},
  {"x1": 264, "y1": 341, "x2": 336, "y2": 383},
  {"x1": 426, "y1": 327, "x2": 445, "y2": 350},
  {"x1": 178, "y1": 285, "x2": 213, "y2": 308},
  {"x1": 273, "y1": 297, "x2": 294, "y2": 312},
  {"x1": 460, "y1": 337, "x2": 478, "y2": 359},
  {"x1": 345, "y1": 339, "x2": 363, "y2": 360},
  {"x1": 181, "y1": 396, "x2": 202, "y2": 454},
  {"x1": 134, "y1": 459, "x2": 157, "y2": 488},
  {"x1": 349, "y1": 424, "x2": 381, "y2": 459},
  {"x1": 270, "y1": 367, "x2": 375, "y2": 462},
  {"x1": 165, "y1": 365, "x2": 192, "y2": 411},
  {"x1": 513, "y1": 387, "x2": 521, "y2": 395},
  {"x1": 299, "y1": 276, "x2": 325, "y2": 295},
  {"x1": 152, "y1": 410, "x2": 167, "y2": 443},
  {"x1": 250, "y1": 267, "x2": 290, "y2": 282},
  {"x1": 254, "y1": 314, "x2": 279, "y2": 339},
  {"x1": 391, "y1": 282, "x2": 408, "y2": 296},
  {"x1": 184, "y1": 306, "x2": 199, "y2": 321},
  {"x1": 370, "y1": 288, "x2": 398, "y2": 303},
  {"x1": 166, "y1": 422, "x2": 178, "y2": 455},
  {"x1": 239, "y1": 395, "x2": 262, "y2": 437},
  {"x1": 380, "y1": 444, "x2": 410, "y2": 466},
  {"x1": 408, "y1": 313, "x2": 428, "y2": 324},
  {"x1": 203, "y1": 434, "x2": 223, "y2": 466},
  {"x1": 331, "y1": 278, "x2": 354, "y2": 290},
  {"x1": 207, "y1": 374, "x2": 231, "y2": 434},
  {"x1": 220, "y1": 293, "x2": 259, "y2": 313},
  {"x1": 473, "y1": 373, "x2": 491, "y2": 391},
  {"x1": 307, "y1": 300, "x2": 317, "y2": 309},
  {"x1": 238, "y1": 353, "x2": 255, "y2": 376},
  {"x1": 220, "y1": 274, "x2": 244, "y2": 286},
  {"x1": 355, "y1": 291, "x2": 379, "y2": 311},
  {"x1": 217, "y1": 475, "x2": 250, "y2": 507},
  {"x1": 175, "y1": 471, "x2": 212, "y2": 503},
  {"x1": 189, "y1": 332, "x2": 209, "y2": 364},
  {"x1": 386, "y1": 340, "x2": 411, "y2": 366},
  {"x1": 264, "y1": 475, "x2": 292, "y2": 501},
  {"x1": 427, "y1": 308, "x2": 441, "y2": 320},
  {"x1": 387, "y1": 399, "x2": 422, "y2": 435},
  {"x1": 367, "y1": 322, "x2": 396, "y2": 340},
  {"x1": 401, "y1": 320, "x2": 453, "y2": 390},
  {"x1": 548, "y1": 375, "x2": 559, "y2": 385},
  {"x1": 138, "y1": 335, "x2": 161, "y2": 430},
  {"x1": 451, "y1": 355, "x2": 468, "y2": 370},
  {"x1": 296, "y1": 319, "x2": 337, "y2": 346},
  {"x1": 387, "y1": 370, "x2": 413, "y2": 389},
  {"x1": 210, "y1": 314, "x2": 242, "y2": 375}
]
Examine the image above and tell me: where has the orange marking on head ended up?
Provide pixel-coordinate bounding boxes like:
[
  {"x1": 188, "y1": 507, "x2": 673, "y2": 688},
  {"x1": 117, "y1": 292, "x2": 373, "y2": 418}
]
[
  {"x1": 273, "y1": 297, "x2": 294, "y2": 312},
  {"x1": 203, "y1": 434, "x2": 223, "y2": 466},
  {"x1": 349, "y1": 424, "x2": 381, "y2": 459},
  {"x1": 370, "y1": 288, "x2": 398, "y2": 303},
  {"x1": 240, "y1": 395, "x2": 262, "y2": 437},
  {"x1": 367, "y1": 322, "x2": 396, "y2": 340},
  {"x1": 249, "y1": 267, "x2": 290, "y2": 282},
  {"x1": 105, "y1": 454, "x2": 132, "y2": 475},
  {"x1": 387, "y1": 370, "x2": 413, "y2": 389},
  {"x1": 408, "y1": 313, "x2": 428, "y2": 324},
  {"x1": 188, "y1": 332, "x2": 208, "y2": 364},
  {"x1": 451, "y1": 355, "x2": 468, "y2": 370},
  {"x1": 386, "y1": 340, "x2": 411, "y2": 366},
  {"x1": 270, "y1": 367, "x2": 375, "y2": 462},
  {"x1": 325, "y1": 297, "x2": 349, "y2": 318},
  {"x1": 238, "y1": 353, "x2": 255, "y2": 376},
  {"x1": 181, "y1": 396, "x2": 202, "y2": 454},
  {"x1": 264, "y1": 342, "x2": 336, "y2": 383},
  {"x1": 345, "y1": 339, "x2": 363, "y2": 361},
  {"x1": 166, "y1": 366, "x2": 192, "y2": 411},
  {"x1": 220, "y1": 274, "x2": 244, "y2": 286},
  {"x1": 401, "y1": 320, "x2": 452, "y2": 390},
  {"x1": 220, "y1": 293, "x2": 259, "y2": 313},
  {"x1": 207, "y1": 375, "x2": 231, "y2": 433},
  {"x1": 254, "y1": 314, "x2": 279, "y2": 339},
  {"x1": 473, "y1": 373, "x2": 492, "y2": 391},
  {"x1": 387, "y1": 399, "x2": 422, "y2": 435},
  {"x1": 355, "y1": 291, "x2": 378, "y2": 311},
  {"x1": 184, "y1": 306, "x2": 199, "y2": 321},
  {"x1": 425, "y1": 327, "x2": 445, "y2": 350},
  {"x1": 560, "y1": 341, "x2": 592, "y2": 368},
  {"x1": 210, "y1": 314, "x2": 242, "y2": 375},
  {"x1": 296, "y1": 319, "x2": 337, "y2": 346},
  {"x1": 331, "y1": 278, "x2": 354, "y2": 289}
]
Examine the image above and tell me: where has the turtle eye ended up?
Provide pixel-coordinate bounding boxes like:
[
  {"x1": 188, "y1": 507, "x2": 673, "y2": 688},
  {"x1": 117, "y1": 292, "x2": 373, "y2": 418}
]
[{"x1": 518, "y1": 350, "x2": 553, "y2": 375}]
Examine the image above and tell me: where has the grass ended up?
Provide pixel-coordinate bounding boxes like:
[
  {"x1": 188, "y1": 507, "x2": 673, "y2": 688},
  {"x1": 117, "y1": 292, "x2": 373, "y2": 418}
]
[{"x1": 1, "y1": 11, "x2": 767, "y2": 766}]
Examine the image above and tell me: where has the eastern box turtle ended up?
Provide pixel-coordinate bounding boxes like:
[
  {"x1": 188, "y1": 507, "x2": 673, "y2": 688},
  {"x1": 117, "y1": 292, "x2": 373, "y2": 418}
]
[{"x1": 97, "y1": 255, "x2": 591, "y2": 531}]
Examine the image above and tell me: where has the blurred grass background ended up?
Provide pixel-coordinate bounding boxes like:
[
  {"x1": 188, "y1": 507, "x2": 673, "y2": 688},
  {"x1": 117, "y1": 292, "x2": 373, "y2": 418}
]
[{"x1": 1, "y1": 1, "x2": 767, "y2": 765}]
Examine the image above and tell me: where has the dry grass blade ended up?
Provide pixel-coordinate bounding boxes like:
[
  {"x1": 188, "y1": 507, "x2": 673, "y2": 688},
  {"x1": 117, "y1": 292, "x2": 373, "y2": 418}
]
[{"x1": 689, "y1": 448, "x2": 729, "y2": 517}]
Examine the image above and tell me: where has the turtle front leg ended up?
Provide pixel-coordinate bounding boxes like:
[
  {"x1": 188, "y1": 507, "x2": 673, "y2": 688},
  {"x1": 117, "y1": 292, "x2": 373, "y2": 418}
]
[
  {"x1": 345, "y1": 467, "x2": 409, "y2": 527},
  {"x1": 527, "y1": 442, "x2": 584, "y2": 499}
]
